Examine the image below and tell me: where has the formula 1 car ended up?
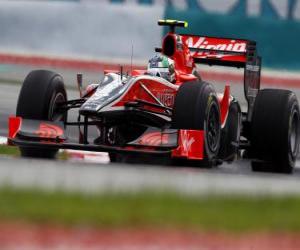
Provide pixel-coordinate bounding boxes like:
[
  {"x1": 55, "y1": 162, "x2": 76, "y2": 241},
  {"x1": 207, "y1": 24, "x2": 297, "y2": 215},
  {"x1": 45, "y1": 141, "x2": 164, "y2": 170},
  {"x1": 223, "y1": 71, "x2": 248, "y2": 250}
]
[{"x1": 8, "y1": 20, "x2": 299, "y2": 173}]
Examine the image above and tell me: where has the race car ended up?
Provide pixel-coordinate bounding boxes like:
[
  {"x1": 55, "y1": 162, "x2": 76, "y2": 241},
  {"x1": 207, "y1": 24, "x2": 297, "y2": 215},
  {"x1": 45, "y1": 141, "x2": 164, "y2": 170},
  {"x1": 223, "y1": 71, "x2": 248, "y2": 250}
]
[{"x1": 8, "y1": 20, "x2": 300, "y2": 173}]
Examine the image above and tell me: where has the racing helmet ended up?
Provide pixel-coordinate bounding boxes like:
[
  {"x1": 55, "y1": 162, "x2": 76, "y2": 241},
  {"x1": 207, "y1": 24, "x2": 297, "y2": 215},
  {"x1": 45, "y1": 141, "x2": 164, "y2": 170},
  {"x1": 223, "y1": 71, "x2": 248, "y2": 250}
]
[{"x1": 147, "y1": 55, "x2": 175, "y2": 82}]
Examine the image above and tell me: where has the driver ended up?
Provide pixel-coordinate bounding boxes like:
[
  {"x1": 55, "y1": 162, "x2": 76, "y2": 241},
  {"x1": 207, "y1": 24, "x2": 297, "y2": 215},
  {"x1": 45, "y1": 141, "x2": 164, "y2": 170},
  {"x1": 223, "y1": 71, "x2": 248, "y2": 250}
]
[{"x1": 146, "y1": 55, "x2": 175, "y2": 83}]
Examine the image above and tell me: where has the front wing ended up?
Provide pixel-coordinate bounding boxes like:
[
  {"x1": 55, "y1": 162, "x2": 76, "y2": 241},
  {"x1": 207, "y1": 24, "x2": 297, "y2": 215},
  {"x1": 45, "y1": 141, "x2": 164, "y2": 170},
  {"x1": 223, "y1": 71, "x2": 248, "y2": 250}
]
[{"x1": 8, "y1": 116, "x2": 205, "y2": 160}]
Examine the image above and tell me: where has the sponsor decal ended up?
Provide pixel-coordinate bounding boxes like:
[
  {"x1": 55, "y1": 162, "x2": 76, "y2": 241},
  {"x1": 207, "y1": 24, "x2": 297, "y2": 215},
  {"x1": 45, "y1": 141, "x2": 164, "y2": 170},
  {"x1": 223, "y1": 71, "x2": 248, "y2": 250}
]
[
  {"x1": 35, "y1": 123, "x2": 64, "y2": 139},
  {"x1": 183, "y1": 36, "x2": 247, "y2": 57},
  {"x1": 157, "y1": 92, "x2": 175, "y2": 107},
  {"x1": 139, "y1": 132, "x2": 169, "y2": 146},
  {"x1": 246, "y1": 64, "x2": 260, "y2": 72},
  {"x1": 172, "y1": 130, "x2": 204, "y2": 159},
  {"x1": 247, "y1": 87, "x2": 259, "y2": 97},
  {"x1": 181, "y1": 130, "x2": 195, "y2": 153}
]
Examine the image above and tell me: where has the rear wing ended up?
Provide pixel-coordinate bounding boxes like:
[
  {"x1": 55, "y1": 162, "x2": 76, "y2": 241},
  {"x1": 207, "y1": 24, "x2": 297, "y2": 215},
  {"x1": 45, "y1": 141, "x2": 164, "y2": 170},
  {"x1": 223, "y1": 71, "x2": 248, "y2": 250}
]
[
  {"x1": 157, "y1": 20, "x2": 261, "y2": 121},
  {"x1": 181, "y1": 34, "x2": 250, "y2": 67},
  {"x1": 181, "y1": 34, "x2": 261, "y2": 121}
]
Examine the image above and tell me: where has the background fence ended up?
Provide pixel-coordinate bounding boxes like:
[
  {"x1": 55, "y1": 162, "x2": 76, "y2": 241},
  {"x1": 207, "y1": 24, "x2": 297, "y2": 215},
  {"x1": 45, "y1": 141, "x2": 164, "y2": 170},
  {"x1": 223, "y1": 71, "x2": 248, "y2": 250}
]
[{"x1": 0, "y1": 0, "x2": 299, "y2": 70}]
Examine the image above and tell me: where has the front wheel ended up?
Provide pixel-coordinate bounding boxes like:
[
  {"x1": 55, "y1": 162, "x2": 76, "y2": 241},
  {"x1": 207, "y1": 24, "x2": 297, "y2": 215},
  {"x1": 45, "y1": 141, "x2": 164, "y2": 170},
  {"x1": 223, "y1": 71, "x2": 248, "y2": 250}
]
[
  {"x1": 172, "y1": 81, "x2": 221, "y2": 167},
  {"x1": 16, "y1": 70, "x2": 67, "y2": 158}
]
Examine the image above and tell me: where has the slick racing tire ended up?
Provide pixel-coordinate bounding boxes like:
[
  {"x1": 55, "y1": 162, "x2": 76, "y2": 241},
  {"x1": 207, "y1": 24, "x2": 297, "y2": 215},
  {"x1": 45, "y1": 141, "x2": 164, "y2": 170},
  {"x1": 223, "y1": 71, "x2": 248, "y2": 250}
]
[
  {"x1": 251, "y1": 89, "x2": 300, "y2": 173},
  {"x1": 16, "y1": 70, "x2": 67, "y2": 158},
  {"x1": 172, "y1": 81, "x2": 221, "y2": 167}
]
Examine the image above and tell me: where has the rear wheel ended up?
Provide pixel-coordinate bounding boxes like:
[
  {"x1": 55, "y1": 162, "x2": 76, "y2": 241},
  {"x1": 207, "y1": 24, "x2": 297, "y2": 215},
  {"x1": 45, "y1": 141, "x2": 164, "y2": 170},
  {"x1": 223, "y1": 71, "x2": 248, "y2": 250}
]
[
  {"x1": 250, "y1": 89, "x2": 299, "y2": 173},
  {"x1": 172, "y1": 81, "x2": 221, "y2": 167},
  {"x1": 16, "y1": 70, "x2": 67, "y2": 158}
]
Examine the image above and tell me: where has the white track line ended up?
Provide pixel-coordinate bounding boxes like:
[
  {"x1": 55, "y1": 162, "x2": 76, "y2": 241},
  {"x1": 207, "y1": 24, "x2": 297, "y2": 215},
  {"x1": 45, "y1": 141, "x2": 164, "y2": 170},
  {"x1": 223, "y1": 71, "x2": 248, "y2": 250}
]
[
  {"x1": 64, "y1": 149, "x2": 110, "y2": 164},
  {"x1": 0, "y1": 137, "x2": 109, "y2": 164},
  {"x1": 0, "y1": 136, "x2": 7, "y2": 144}
]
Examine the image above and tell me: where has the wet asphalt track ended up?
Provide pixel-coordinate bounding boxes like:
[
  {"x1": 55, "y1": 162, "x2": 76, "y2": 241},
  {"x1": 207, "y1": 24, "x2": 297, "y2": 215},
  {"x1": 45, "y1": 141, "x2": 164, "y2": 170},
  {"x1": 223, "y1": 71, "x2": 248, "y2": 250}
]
[
  {"x1": 1, "y1": 155, "x2": 300, "y2": 195},
  {"x1": 1, "y1": 76, "x2": 300, "y2": 184}
]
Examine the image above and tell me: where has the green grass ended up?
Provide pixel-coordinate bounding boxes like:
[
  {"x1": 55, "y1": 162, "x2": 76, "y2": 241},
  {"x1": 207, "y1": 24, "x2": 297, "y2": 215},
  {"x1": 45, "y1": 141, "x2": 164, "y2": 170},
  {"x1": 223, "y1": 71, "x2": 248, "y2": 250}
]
[
  {"x1": 0, "y1": 144, "x2": 20, "y2": 156},
  {"x1": 1, "y1": 187, "x2": 300, "y2": 232}
]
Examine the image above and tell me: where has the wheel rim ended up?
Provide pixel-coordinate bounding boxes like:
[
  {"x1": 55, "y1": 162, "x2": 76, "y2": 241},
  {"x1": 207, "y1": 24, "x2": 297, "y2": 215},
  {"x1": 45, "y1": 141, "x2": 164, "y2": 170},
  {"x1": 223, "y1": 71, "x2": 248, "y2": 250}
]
[
  {"x1": 289, "y1": 110, "x2": 299, "y2": 155},
  {"x1": 49, "y1": 92, "x2": 66, "y2": 121},
  {"x1": 206, "y1": 102, "x2": 221, "y2": 153}
]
